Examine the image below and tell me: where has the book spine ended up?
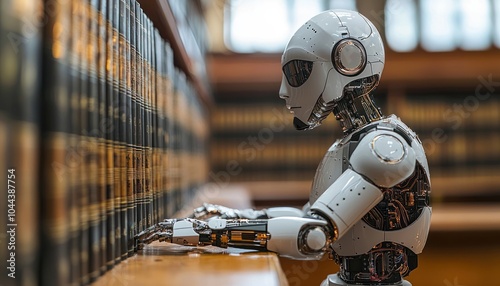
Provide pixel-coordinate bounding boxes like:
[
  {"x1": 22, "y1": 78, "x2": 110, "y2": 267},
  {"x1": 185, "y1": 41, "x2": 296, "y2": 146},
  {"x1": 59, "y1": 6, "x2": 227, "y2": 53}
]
[
  {"x1": 39, "y1": 0, "x2": 72, "y2": 285},
  {"x1": 133, "y1": 1, "x2": 142, "y2": 243},
  {"x1": 96, "y1": 0, "x2": 109, "y2": 275},
  {"x1": 0, "y1": 6, "x2": 11, "y2": 280},
  {"x1": 76, "y1": 0, "x2": 91, "y2": 283},
  {"x1": 68, "y1": 1, "x2": 82, "y2": 284},
  {"x1": 104, "y1": 0, "x2": 116, "y2": 270},
  {"x1": 150, "y1": 20, "x2": 156, "y2": 225},
  {"x1": 144, "y1": 17, "x2": 153, "y2": 229},
  {"x1": 87, "y1": 0, "x2": 102, "y2": 281},
  {"x1": 111, "y1": 0, "x2": 121, "y2": 266},
  {"x1": 154, "y1": 30, "x2": 163, "y2": 223},
  {"x1": 135, "y1": 4, "x2": 144, "y2": 235},
  {"x1": 1, "y1": 1, "x2": 42, "y2": 285},
  {"x1": 127, "y1": 0, "x2": 137, "y2": 256},
  {"x1": 163, "y1": 45, "x2": 175, "y2": 217},
  {"x1": 118, "y1": 0, "x2": 128, "y2": 261},
  {"x1": 123, "y1": 0, "x2": 134, "y2": 259},
  {"x1": 137, "y1": 9, "x2": 147, "y2": 231}
]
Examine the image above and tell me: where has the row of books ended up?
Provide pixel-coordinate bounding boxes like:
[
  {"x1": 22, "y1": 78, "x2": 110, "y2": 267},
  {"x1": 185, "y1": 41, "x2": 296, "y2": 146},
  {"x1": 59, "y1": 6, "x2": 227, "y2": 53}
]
[
  {"x1": 211, "y1": 99, "x2": 500, "y2": 134},
  {"x1": 210, "y1": 99, "x2": 500, "y2": 186},
  {"x1": 0, "y1": 0, "x2": 209, "y2": 285},
  {"x1": 398, "y1": 98, "x2": 500, "y2": 131},
  {"x1": 211, "y1": 104, "x2": 342, "y2": 134}
]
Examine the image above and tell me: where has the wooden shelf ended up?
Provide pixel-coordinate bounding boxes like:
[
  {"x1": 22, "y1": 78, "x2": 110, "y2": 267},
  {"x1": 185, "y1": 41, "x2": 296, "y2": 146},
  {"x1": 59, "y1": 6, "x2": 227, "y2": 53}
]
[
  {"x1": 138, "y1": 0, "x2": 212, "y2": 105},
  {"x1": 91, "y1": 242, "x2": 288, "y2": 286},
  {"x1": 207, "y1": 49, "x2": 500, "y2": 93}
]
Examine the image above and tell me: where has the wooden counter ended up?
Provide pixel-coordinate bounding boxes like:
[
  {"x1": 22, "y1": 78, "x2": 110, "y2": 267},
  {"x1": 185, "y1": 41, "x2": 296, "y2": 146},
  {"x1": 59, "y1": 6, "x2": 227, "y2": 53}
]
[{"x1": 91, "y1": 242, "x2": 288, "y2": 286}]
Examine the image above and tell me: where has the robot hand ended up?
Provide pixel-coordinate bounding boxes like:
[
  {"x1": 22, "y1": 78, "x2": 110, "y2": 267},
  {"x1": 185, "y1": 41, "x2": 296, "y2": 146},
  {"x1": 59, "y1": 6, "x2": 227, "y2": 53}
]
[
  {"x1": 190, "y1": 203, "x2": 306, "y2": 220},
  {"x1": 135, "y1": 216, "x2": 332, "y2": 260}
]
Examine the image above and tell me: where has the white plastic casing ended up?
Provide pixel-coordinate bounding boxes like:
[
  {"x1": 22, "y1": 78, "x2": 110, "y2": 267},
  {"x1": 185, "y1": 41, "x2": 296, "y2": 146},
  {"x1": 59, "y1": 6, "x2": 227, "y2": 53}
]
[
  {"x1": 332, "y1": 207, "x2": 431, "y2": 255},
  {"x1": 350, "y1": 130, "x2": 416, "y2": 188},
  {"x1": 172, "y1": 221, "x2": 199, "y2": 245},
  {"x1": 265, "y1": 207, "x2": 304, "y2": 218},
  {"x1": 310, "y1": 169, "x2": 383, "y2": 238},
  {"x1": 279, "y1": 10, "x2": 385, "y2": 127},
  {"x1": 267, "y1": 217, "x2": 327, "y2": 260}
]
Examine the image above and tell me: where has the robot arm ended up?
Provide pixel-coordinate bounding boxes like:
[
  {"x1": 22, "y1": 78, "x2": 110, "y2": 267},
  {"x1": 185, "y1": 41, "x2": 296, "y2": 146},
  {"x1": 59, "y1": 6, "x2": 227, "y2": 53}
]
[
  {"x1": 310, "y1": 129, "x2": 417, "y2": 240},
  {"x1": 310, "y1": 168, "x2": 383, "y2": 240},
  {"x1": 136, "y1": 216, "x2": 331, "y2": 260}
]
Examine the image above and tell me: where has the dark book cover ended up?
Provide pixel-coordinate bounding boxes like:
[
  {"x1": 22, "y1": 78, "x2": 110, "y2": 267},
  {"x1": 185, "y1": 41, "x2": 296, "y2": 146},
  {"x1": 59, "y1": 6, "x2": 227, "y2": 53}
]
[
  {"x1": 118, "y1": 0, "x2": 129, "y2": 261},
  {"x1": 124, "y1": 0, "x2": 135, "y2": 258},
  {"x1": 149, "y1": 19, "x2": 156, "y2": 226},
  {"x1": 164, "y1": 43, "x2": 175, "y2": 218},
  {"x1": 87, "y1": 0, "x2": 102, "y2": 281},
  {"x1": 0, "y1": 1, "x2": 42, "y2": 285},
  {"x1": 144, "y1": 17, "x2": 153, "y2": 229},
  {"x1": 96, "y1": 0, "x2": 109, "y2": 275},
  {"x1": 39, "y1": 0, "x2": 72, "y2": 285},
  {"x1": 133, "y1": 1, "x2": 141, "y2": 249},
  {"x1": 105, "y1": 0, "x2": 116, "y2": 270},
  {"x1": 138, "y1": 9, "x2": 146, "y2": 233},
  {"x1": 111, "y1": 0, "x2": 122, "y2": 266},
  {"x1": 68, "y1": 1, "x2": 83, "y2": 284},
  {"x1": 154, "y1": 30, "x2": 164, "y2": 223},
  {"x1": 0, "y1": 5, "x2": 11, "y2": 280},
  {"x1": 76, "y1": 0, "x2": 91, "y2": 283},
  {"x1": 172, "y1": 69, "x2": 183, "y2": 215}
]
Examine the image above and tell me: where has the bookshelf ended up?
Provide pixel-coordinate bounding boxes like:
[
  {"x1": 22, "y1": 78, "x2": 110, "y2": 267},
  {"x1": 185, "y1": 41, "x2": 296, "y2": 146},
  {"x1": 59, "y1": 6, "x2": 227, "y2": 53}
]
[
  {"x1": 207, "y1": 50, "x2": 500, "y2": 204},
  {"x1": 0, "y1": 0, "x2": 210, "y2": 285}
]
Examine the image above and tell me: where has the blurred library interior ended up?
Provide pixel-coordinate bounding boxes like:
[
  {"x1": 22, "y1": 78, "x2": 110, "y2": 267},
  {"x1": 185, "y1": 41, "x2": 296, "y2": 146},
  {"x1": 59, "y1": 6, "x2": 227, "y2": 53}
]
[{"x1": 0, "y1": 0, "x2": 499, "y2": 285}]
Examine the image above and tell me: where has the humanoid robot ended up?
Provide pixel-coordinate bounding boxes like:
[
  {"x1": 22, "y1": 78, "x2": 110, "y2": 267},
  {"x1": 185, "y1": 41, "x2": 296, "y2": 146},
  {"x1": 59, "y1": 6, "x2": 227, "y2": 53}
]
[{"x1": 136, "y1": 10, "x2": 431, "y2": 286}]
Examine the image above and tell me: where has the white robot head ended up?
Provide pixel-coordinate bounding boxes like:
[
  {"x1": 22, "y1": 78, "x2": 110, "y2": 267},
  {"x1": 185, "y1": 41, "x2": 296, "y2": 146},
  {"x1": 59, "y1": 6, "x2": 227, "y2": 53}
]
[{"x1": 279, "y1": 10, "x2": 385, "y2": 132}]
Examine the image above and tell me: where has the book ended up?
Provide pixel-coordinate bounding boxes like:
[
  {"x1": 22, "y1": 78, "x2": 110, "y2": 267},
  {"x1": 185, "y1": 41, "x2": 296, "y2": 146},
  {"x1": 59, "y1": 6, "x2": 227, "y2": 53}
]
[
  {"x1": 87, "y1": 0, "x2": 103, "y2": 280},
  {"x1": 97, "y1": 0, "x2": 109, "y2": 274},
  {"x1": 111, "y1": 0, "x2": 122, "y2": 267},
  {"x1": 0, "y1": 1, "x2": 42, "y2": 285},
  {"x1": 118, "y1": 0, "x2": 129, "y2": 261},
  {"x1": 39, "y1": 0, "x2": 72, "y2": 285},
  {"x1": 104, "y1": 0, "x2": 116, "y2": 271}
]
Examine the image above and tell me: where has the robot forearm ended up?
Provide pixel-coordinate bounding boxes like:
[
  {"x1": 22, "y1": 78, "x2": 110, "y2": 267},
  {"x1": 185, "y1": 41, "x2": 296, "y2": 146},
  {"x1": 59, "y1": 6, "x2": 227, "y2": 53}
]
[{"x1": 136, "y1": 216, "x2": 332, "y2": 260}]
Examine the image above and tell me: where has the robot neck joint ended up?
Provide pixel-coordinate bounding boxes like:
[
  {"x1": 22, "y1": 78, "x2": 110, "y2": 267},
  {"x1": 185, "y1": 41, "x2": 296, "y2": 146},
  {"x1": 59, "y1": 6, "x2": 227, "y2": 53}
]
[{"x1": 332, "y1": 75, "x2": 383, "y2": 135}]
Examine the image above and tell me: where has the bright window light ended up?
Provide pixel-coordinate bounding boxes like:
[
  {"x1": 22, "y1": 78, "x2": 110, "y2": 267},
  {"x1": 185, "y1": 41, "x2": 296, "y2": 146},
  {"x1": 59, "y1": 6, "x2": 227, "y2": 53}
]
[
  {"x1": 420, "y1": 0, "x2": 457, "y2": 52},
  {"x1": 458, "y1": 0, "x2": 491, "y2": 50},
  {"x1": 225, "y1": 0, "x2": 355, "y2": 53},
  {"x1": 493, "y1": 0, "x2": 500, "y2": 47},
  {"x1": 329, "y1": 0, "x2": 356, "y2": 10},
  {"x1": 385, "y1": 0, "x2": 418, "y2": 52}
]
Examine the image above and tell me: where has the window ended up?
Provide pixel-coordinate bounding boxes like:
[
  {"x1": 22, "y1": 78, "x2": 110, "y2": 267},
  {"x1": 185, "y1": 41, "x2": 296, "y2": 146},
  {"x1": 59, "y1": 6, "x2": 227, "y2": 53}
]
[
  {"x1": 458, "y1": 0, "x2": 491, "y2": 50},
  {"x1": 420, "y1": 0, "x2": 457, "y2": 52},
  {"x1": 385, "y1": 0, "x2": 418, "y2": 52},
  {"x1": 225, "y1": 0, "x2": 356, "y2": 53},
  {"x1": 224, "y1": 0, "x2": 499, "y2": 53},
  {"x1": 493, "y1": 0, "x2": 500, "y2": 47}
]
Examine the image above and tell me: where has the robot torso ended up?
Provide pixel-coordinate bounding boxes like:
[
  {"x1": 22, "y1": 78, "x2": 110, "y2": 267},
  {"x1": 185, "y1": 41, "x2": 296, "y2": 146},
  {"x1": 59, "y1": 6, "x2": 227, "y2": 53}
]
[{"x1": 310, "y1": 115, "x2": 431, "y2": 283}]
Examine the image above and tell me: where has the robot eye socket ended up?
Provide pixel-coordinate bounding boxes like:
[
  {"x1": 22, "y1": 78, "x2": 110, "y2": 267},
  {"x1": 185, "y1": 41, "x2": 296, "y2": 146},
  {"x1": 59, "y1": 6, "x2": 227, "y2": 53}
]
[
  {"x1": 282, "y1": 60, "x2": 313, "y2": 87},
  {"x1": 332, "y1": 38, "x2": 367, "y2": 76}
]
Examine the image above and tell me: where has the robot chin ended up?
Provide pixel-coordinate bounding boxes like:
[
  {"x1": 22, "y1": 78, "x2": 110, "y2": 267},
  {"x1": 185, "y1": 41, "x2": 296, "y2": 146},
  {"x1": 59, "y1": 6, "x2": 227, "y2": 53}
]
[{"x1": 293, "y1": 117, "x2": 310, "y2": 130}]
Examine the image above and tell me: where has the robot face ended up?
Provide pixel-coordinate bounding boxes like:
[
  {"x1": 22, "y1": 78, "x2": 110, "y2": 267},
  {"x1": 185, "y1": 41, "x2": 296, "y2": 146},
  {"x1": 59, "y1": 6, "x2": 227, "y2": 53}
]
[
  {"x1": 279, "y1": 59, "x2": 332, "y2": 130},
  {"x1": 279, "y1": 10, "x2": 385, "y2": 130}
]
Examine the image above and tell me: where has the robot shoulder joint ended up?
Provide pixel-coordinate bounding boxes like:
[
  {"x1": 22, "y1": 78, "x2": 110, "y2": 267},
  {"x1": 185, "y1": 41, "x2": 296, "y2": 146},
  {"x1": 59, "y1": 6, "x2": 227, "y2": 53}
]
[{"x1": 350, "y1": 130, "x2": 416, "y2": 188}]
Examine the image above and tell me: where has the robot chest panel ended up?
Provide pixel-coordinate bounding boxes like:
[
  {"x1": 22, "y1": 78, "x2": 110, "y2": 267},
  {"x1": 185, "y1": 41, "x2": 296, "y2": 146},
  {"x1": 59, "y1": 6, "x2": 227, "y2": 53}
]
[{"x1": 309, "y1": 141, "x2": 349, "y2": 204}]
